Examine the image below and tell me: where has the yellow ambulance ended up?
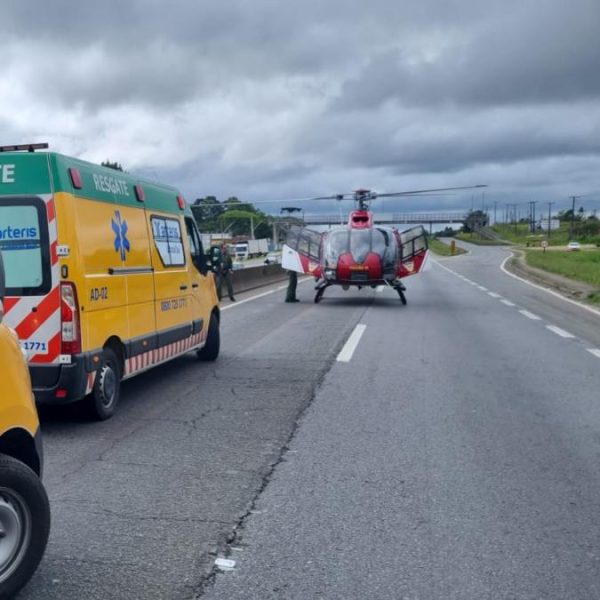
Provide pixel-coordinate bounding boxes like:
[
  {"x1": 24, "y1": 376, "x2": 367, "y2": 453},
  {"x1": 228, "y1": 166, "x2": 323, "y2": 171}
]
[
  {"x1": 0, "y1": 144, "x2": 219, "y2": 419},
  {"x1": 0, "y1": 249, "x2": 50, "y2": 597}
]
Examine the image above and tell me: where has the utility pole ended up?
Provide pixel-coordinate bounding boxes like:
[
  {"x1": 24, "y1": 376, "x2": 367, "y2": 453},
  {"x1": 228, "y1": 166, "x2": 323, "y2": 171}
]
[
  {"x1": 546, "y1": 201, "x2": 554, "y2": 238},
  {"x1": 493, "y1": 201, "x2": 498, "y2": 225},
  {"x1": 568, "y1": 195, "x2": 580, "y2": 239},
  {"x1": 530, "y1": 201, "x2": 537, "y2": 233}
]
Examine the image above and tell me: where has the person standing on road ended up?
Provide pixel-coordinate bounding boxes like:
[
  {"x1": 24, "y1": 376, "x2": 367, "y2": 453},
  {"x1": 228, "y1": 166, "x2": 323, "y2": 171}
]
[
  {"x1": 285, "y1": 270, "x2": 299, "y2": 302},
  {"x1": 218, "y1": 245, "x2": 236, "y2": 302}
]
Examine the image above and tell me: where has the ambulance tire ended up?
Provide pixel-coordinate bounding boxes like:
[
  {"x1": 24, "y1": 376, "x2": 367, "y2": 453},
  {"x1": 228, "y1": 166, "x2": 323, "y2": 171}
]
[
  {"x1": 89, "y1": 348, "x2": 121, "y2": 420},
  {"x1": 197, "y1": 314, "x2": 219, "y2": 361},
  {"x1": 0, "y1": 454, "x2": 50, "y2": 600}
]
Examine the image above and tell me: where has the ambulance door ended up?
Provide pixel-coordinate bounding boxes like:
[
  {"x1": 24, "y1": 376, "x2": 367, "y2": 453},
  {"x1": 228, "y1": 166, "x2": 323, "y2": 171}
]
[
  {"x1": 184, "y1": 217, "x2": 212, "y2": 339},
  {"x1": 0, "y1": 196, "x2": 58, "y2": 364},
  {"x1": 148, "y1": 214, "x2": 192, "y2": 346},
  {"x1": 121, "y1": 205, "x2": 156, "y2": 344}
]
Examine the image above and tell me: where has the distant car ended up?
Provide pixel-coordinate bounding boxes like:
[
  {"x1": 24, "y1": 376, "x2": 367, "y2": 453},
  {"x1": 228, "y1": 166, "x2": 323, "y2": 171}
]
[
  {"x1": 567, "y1": 241, "x2": 581, "y2": 251},
  {"x1": 264, "y1": 252, "x2": 281, "y2": 265}
]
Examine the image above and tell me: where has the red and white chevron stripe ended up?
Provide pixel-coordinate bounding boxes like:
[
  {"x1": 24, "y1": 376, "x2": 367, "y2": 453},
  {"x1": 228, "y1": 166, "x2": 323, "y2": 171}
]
[
  {"x1": 3, "y1": 194, "x2": 61, "y2": 364},
  {"x1": 123, "y1": 331, "x2": 206, "y2": 379}
]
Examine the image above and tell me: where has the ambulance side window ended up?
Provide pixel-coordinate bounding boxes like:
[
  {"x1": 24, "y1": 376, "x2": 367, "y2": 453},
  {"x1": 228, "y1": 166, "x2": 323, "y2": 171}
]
[
  {"x1": 185, "y1": 217, "x2": 208, "y2": 275},
  {"x1": 0, "y1": 198, "x2": 51, "y2": 296},
  {"x1": 150, "y1": 216, "x2": 186, "y2": 267}
]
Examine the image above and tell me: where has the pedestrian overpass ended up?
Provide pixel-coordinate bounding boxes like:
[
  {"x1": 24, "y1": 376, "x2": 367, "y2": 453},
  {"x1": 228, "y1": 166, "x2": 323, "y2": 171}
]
[{"x1": 303, "y1": 212, "x2": 468, "y2": 232}]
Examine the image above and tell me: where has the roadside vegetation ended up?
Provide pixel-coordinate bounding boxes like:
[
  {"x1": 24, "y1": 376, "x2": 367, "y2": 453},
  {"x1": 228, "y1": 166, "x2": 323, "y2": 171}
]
[
  {"x1": 453, "y1": 210, "x2": 600, "y2": 303},
  {"x1": 490, "y1": 222, "x2": 600, "y2": 247},
  {"x1": 455, "y1": 232, "x2": 508, "y2": 245},
  {"x1": 428, "y1": 236, "x2": 467, "y2": 256},
  {"x1": 524, "y1": 248, "x2": 600, "y2": 288}
]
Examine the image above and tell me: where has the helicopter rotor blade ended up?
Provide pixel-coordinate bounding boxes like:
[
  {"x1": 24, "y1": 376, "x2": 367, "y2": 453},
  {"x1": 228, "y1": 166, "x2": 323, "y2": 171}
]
[{"x1": 375, "y1": 185, "x2": 487, "y2": 198}]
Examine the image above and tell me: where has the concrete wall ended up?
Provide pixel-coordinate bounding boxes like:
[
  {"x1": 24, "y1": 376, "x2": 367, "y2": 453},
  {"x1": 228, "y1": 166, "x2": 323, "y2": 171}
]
[{"x1": 227, "y1": 263, "x2": 289, "y2": 294}]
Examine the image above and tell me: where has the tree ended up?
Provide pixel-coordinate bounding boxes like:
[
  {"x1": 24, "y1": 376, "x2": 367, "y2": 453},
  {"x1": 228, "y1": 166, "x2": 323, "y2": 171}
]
[
  {"x1": 191, "y1": 196, "x2": 271, "y2": 238},
  {"x1": 462, "y1": 210, "x2": 489, "y2": 233},
  {"x1": 101, "y1": 160, "x2": 124, "y2": 171},
  {"x1": 191, "y1": 196, "x2": 224, "y2": 225}
]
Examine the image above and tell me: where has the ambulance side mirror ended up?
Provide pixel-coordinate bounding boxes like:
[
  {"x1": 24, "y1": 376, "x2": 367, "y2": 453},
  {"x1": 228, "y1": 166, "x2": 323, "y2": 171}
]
[{"x1": 194, "y1": 253, "x2": 209, "y2": 276}]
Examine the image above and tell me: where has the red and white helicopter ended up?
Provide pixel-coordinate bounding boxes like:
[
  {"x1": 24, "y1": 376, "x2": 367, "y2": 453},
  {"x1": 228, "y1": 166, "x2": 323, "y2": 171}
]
[{"x1": 282, "y1": 186, "x2": 485, "y2": 304}]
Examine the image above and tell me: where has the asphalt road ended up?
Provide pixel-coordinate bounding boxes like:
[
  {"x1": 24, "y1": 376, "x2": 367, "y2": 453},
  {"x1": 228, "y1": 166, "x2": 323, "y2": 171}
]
[{"x1": 21, "y1": 245, "x2": 600, "y2": 599}]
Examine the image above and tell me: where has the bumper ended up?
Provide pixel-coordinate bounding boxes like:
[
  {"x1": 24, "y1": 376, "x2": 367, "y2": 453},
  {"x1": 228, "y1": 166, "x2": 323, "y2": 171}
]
[{"x1": 30, "y1": 355, "x2": 91, "y2": 405}]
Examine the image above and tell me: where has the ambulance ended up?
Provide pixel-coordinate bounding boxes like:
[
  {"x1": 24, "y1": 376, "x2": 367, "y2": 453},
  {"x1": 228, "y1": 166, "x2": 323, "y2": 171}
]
[
  {"x1": 0, "y1": 144, "x2": 219, "y2": 419},
  {"x1": 0, "y1": 249, "x2": 50, "y2": 597}
]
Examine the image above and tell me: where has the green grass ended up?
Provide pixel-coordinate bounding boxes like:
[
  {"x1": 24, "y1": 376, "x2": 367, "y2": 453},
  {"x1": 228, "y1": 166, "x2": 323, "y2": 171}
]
[
  {"x1": 491, "y1": 223, "x2": 600, "y2": 247},
  {"x1": 455, "y1": 232, "x2": 507, "y2": 245},
  {"x1": 524, "y1": 248, "x2": 600, "y2": 289},
  {"x1": 428, "y1": 238, "x2": 466, "y2": 256}
]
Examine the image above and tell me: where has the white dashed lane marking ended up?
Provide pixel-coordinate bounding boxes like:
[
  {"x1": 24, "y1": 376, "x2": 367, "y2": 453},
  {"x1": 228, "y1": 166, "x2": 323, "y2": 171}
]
[
  {"x1": 435, "y1": 260, "x2": 598, "y2": 352},
  {"x1": 337, "y1": 324, "x2": 367, "y2": 363},
  {"x1": 519, "y1": 309, "x2": 541, "y2": 320},
  {"x1": 546, "y1": 325, "x2": 576, "y2": 339}
]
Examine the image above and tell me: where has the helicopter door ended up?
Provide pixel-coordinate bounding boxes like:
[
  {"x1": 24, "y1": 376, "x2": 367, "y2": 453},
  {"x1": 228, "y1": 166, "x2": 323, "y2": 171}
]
[
  {"x1": 397, "y1": 225, "x2": 430, "y2": 277},
  {"x1": 282, "y1": 226, "x2": 323, "y2": 277}
]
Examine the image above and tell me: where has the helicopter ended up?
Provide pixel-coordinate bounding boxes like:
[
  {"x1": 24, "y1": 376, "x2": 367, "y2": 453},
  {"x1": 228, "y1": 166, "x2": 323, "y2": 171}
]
[{"x1": 281, "y1": 185, "x2": 486, "y2": 304}]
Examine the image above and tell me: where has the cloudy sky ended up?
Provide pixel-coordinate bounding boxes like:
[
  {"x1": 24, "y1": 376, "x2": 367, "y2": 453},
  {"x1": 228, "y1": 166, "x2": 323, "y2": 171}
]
[{"x1": 1, "y1": 0, "x2": 599, "y2": 217}]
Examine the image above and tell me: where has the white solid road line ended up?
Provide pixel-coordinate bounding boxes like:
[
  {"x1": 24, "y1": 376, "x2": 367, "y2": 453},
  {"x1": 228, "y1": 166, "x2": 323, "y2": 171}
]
[
  {"x1": 519, "y1": 309, "x2": 541, "y2": 320},
  {"x1": 337, "y1": 324, "x2": 367, "y2": 363},
  {"x1": 500, "y1": 254, "x2": 600, "y2": 318},
  {"x1": 221, "y1": 288, "x2": 280, "y2": 311},
  {"x1": 546, "y1": 325, "x2": 576, "y2": 339},
  {"x1": 587, "y1": 349, "x2": 600, "y2": 359},
  {"x1": 221, "y1": 277, "x2": 313, "y2": 311}
]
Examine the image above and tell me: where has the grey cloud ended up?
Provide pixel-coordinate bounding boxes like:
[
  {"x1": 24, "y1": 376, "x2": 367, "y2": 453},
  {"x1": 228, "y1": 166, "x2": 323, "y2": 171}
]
[
  {"x1": 334, "y1": 0, "x2": 600, "y2": 110},
  {"x1": 1, "y1": 0, "x2": 599, "y2": 211}
]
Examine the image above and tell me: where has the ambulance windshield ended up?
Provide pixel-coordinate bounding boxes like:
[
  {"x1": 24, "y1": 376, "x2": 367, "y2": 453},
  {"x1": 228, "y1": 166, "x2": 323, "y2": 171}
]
[{"x1": 0, "y1": 200, "x2": 50, "y2": 295}]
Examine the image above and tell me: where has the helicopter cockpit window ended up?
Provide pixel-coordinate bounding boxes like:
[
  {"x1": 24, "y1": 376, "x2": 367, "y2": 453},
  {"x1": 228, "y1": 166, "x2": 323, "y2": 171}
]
[
  {"x1": 325, "y1": 230, "x2": 350, "y2": 265},
  {"x1": 350, "y1": 229, "x2": 371, "y2": 264},
  {"x1": 286, "y1": 227, "x2": 321, "y2": 261},
  {"x1": 399, "y1": 226, "x2": 427, "y2": 260},
  {"x1": 374, "y1": 228, "x2": 397, "y2": 268},
  {"x1": 286, "y1": 227, "x2": 300, "y2": 248}
]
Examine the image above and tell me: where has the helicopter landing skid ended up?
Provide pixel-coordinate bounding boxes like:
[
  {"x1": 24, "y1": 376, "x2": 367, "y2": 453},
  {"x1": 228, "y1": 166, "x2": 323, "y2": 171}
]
[
  {"x1": 314, "y1": 280, "x2": 328, "y2": 303},
  {"x1": 390, "y1": 281, "x2": 407, "y2": 305},
  {"x1": 394, "y1": 286, "x2": 407, "y2": 305}
]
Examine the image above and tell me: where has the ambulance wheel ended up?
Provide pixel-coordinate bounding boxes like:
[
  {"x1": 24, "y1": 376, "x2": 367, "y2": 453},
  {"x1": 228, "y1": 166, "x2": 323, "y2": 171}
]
[
  {"x1": 0, "y1": 454, "x2": 50, "y2": 599},
  {"x1": 89, "y1": 348, "x2": 121, "y2": 420},
  {"x1": 197, "y1": 313, "x2": 220, "y2": 361}
]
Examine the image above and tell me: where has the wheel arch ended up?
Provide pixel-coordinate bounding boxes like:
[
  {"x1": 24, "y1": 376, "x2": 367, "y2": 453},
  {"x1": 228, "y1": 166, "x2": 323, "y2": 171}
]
[
  {"x1": 0, "y1": 429, "x2": 41, "y2": 476},
  {"x1": 102, "y1": 336, "x2": 125, "y2": 378}
]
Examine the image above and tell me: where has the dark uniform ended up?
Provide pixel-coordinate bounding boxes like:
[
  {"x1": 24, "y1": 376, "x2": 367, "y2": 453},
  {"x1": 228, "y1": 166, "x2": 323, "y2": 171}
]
[
  {"x1": 218, "y1": 246, "x2": 235, "y2": 301},
  {"x1": 285, "y1": 270, "x2": 299, "y2": 302}
]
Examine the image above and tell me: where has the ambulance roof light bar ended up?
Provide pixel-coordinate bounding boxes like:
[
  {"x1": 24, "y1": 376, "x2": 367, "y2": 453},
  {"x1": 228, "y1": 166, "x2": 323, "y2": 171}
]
[{"x1": 0, "y1": 143, "x2": 49, "y2": 153}]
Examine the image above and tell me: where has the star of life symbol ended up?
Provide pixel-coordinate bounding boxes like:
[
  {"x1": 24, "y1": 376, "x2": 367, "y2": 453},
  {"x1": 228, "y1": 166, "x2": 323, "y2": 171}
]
[{"x1": 112, "y1": 210, "x2": 130, "y2": 261}]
